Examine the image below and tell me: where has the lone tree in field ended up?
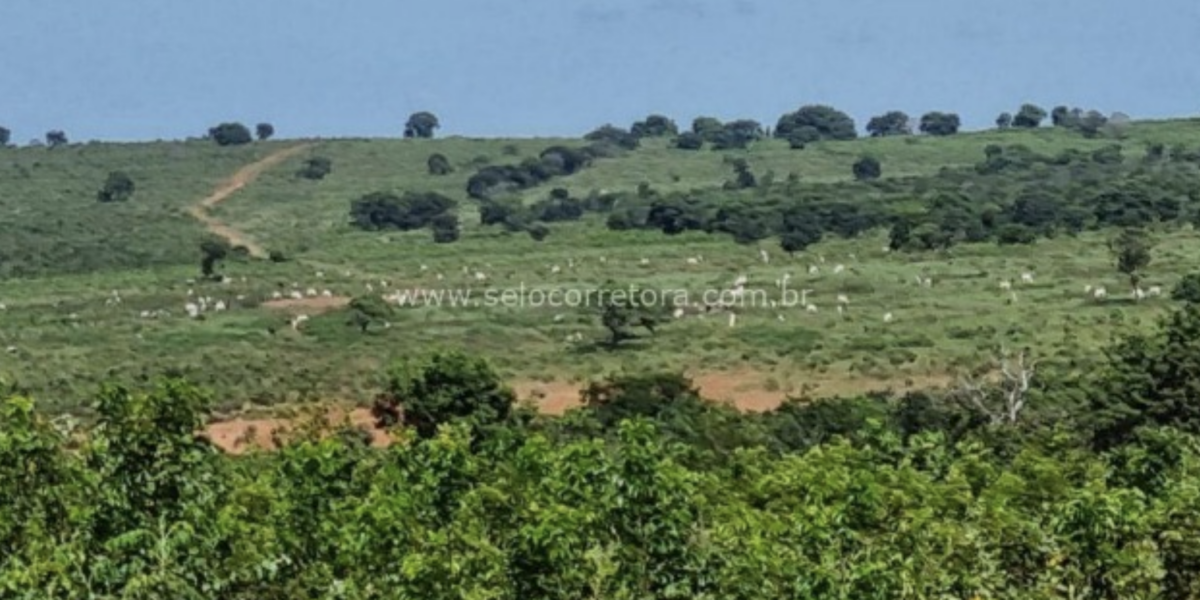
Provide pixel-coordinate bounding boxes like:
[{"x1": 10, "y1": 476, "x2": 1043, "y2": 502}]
[
  {"x1": 97, "y1": 171, "x2": 135, "y2": 203},
  {"x1": 199, "y1": 238, "x2": 231, "y2": 279},
  {"x1": 0, "y1": 126, "x2": 10, "y2": 147},
  {"x1": 45, "y1": 130, "x2": 68, "y2": 147},
  {"x1": 866, "y1": 111, "x2": 911, "y2": 137},
  {"x1": 255, "y1": 123, "x2": 275, "y2": 141},
  {"x1": 596, "y1": 281, "x2": 666, "y2": 349},
  {"x1": 427, "y1": 153, "x2": 453, "y2": 175},
  {"x1": 1012, "y1": 104, "x2": 1048, "y2": 128},
  {"x1": 348, "y1": 295, "x2": 393, "y2": 333},
  {"x1": 919, "y1": 112, "x2": 961, "y2": 136},
  {"x1": 208, "y1": 122, "x2": 253, "y2": 146},
  {"x1": 852, "y1": 155, "x2": 882, "y2": 181},
  {"x1": 404, "y1": 111, "x2": 440, "y2": 138},
  {"x1": 1109, "y1": 227, "x2": 1154, "y2": 296}
]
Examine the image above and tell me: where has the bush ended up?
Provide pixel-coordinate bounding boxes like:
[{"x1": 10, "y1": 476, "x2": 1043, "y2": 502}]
[
  {"x1": 431, "y1": 213, "x2": 460, "y2": 243},
  {"x1": 428, "y1": 153, "x2": 453, "y2": 175},
  {"x1": 255, "y1": 123, "x2": 275, "y2": 141},
  {"x1": 673, "y1": 132, "x2": 704, "y2": 150},
  {"x1": 349, "y1": 191, "x2": 456, "y2": 231},
  {"x1": 97, "y1": 171, "x2": 135, "y2": 203},
  {"x1": 527, "y1": 223, "x2": 550, "y2": 241},
  {"x1": 852, "y1": 156, "x2": 882, "y2": 181},
  {"x1": 297, "y1": 157, "x2": 332, "y2": 180}
]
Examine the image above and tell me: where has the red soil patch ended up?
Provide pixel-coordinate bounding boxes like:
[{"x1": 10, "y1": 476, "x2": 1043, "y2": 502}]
[
  {"x1": 205, "y1": 407, "x2": 388, "y2": 454},
  {"x1": 261, "y1": 295, "x2": 352, "y2": 314},
  {"x1": 203, "y1": 370, "x2": 956, "y2": 453}
]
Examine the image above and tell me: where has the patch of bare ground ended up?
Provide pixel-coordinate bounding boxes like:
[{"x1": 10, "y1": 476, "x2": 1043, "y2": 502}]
[
  {"x1": 205, "y1": 407, "x2": 387, "y2": 454},
  {"x1": 261, "y1": 295, "x2": 353, "y2": 314}
]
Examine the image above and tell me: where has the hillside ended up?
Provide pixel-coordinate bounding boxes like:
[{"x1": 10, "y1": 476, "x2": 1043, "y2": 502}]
[{"x1": 2, "y1": 119, "x2": 1200, "y2": 415}]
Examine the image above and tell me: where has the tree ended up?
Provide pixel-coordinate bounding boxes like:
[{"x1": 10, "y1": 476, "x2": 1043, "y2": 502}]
[
  {"x1": 995, "y1": 112, "x2": 1013, "y2": 129},
  {"x1": 630, "y1": 114, "x2": 678, "y2": 138},
  {"x1": 774, "y1": 105, "x2": 857, "y2": 141},
  {"x1": 865, "y1": 111, "x2": 911, "y2": 137},
  {"x1": 710, "y1": 120, "x2": 764, "y2": 150},
  {"x1": 1173, "y1": 273, "x2": 1200, "y2": 304},
  {"x1": 919, "y1": 111, "x2": 961, "y2": 136},
  {"x1": 527, "y1": 223, "x2": 550, "y2": 241},
  {"x1": 207, "y1": 122, "x2": 252, "y2": 146},
  {"x1": 786, "y1": 126, "x2": 821, "y2": 149},
  {"x1": 430, "y1": 213, "x2": 460, "y2": 243},
  {"x1": 255, "y1": 123, "x2": 275, "y2": 141},
  {"x1": 673, "y1": 132, "x2": 704, "y2": 150},
  {"x1": 691, "y1": 116, "x2": 724, "y2": 141},
  {"x1": 953, "y1": 347, "x2": 1040, "y2": 425},
  {"x1": 379, "y1": 351, "x2": 515, "y2": 439},
  {"x1": 723, "y1": 158, "x2": 756, "y2": 189},
  {"x1": 404, "y1": 111, "x2": 440, "y2": 138},
  {"x1": 596, "y1": 281, "x2": 666, "y2": 349},
  {"x1": 1109, "y1": 228, "x2": 1154, "y2": 294},
  {"x1": 852, "y1": 155, "x2": 882, "y2": 181},
  {"x1": 1050, "y1": 105, "x2": 1074, "y2": 128},
  {"x1": 584, "y1": 124, "x2": 639, "y2": 150},
  {"x1": 199, "y1": 238, "x2": 230, "y2": 278},
  {"x1": 427, "y1": 153, "x2": 453, "y2": 175},
  {"x1": 1012, "y1": 103, "x2": 1048, "y2": 128},
  {"x1": 349, "y1": 191, "x2": 456, "y2": 231},
  {"x1": 297, "y1": 156, "x2": 332, "y2": 180},
  {"x1": 45, "y1": 130, "x2": 68, "y2": 147},
  {"x1": 348, "y1": 295, "x2": 393, "y2": 333},
  {"x1": 97, "y1": 171, "x2": 135, "y2": 203},
  {"x1": 780, "y1": 225, "x2": 822, "y2": 254},
  {"x1": 0, "y1": 126, "x2": 10, "y2": 147}
]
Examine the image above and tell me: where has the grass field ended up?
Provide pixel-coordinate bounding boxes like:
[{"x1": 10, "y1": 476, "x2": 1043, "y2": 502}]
[{"x1": 2, "y1": 120, "x2": 1200, "y2": 416}]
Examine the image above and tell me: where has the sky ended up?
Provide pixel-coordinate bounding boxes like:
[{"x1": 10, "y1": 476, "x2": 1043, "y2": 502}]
[{"x1": 2, "y1": 0, "x2": 1197, "y2": 142}]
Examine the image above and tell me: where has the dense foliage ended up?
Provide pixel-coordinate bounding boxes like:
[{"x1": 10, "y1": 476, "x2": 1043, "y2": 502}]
[
  {"x1": 349, "y1": 191, "x2": 457, "y2": 232},
  {"x1": 9, "y1": 304, "x2": 1200, "y2": 597}
]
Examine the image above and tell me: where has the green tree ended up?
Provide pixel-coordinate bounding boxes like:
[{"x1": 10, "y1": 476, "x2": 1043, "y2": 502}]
[
  {"x1": 630, "y1": 114, "x2": 678, "y2": 138},
  {"x1": 596, "y1": 281, "x2": 666, "y2": 349},
  {"x1": 1109, "y1": 227, "x2": 1153, "y2": 294},
  {"x1": 995, "y1": 112, "x2": 1013, "y2": 129},
  {"x1": 780, "y1": 225, "x2": 822, "y2": 254},
  {"x1": 199, "y1": 238, "x2": 230, "y2": 279},
  {"x1": 255, "y1": 122, "x2": 275, "y2": 141},
  {"x1": 774, "y1": 105, "x2": 857, "y2": 141},
  {"x1": 1012, "y1": 103, "x2": 1048, "y2": 128},
  {"x1": 866, "y1": 110, "x2": 911, "y2": 137},
  {"x1": 690, "y1": 116, "x2": 724, "y2": 141},
  {"x1": 919, "y1": 111, "x2": 961, "y2": 136},
  {"x1": 381, "y1": 351, "x2": 516, "y2": 439},
  {"x1": 348, "y1": 295, "x2": 393, "y2": 333},
  {"x1": 349, "y1": 191, "x2": 456, "y2": 231},
  {"x1": 527, "y1": 223, "x2": 550, "y2": 241},
  {"x1": 673, "y1": 131, "x2": 704, "y2": 150},
  {"x1": 45, "y1": 130, "x2": 68, "y2": 147},
  {"x1": 97, "y1": 171, "x2": 136, "y2": 203},
  {"x1": 427, "y1": 152, "x2": 453, "y2": 175},
  {"x1": 723, "y1": 157, "x2": 756, "y2": 189},
  {"x1": 431, "y1": 212, "x2": 460, "y2": 243},
  {"x1": 404, "y1": 111, "x2": 440, "y2": 138},
  {"x1": 1173, "y1": 273, "x2": 1200, "y2": 304},
  {"x1": 852, "y1": 155, "x2": 882, "y2": 181},
  {"x1": 786, "y1": 125, "x2": 822, "y2": 149},
  {"x1": 0, "y1": 126, "x2": 10, "y2": 146},
  {"x1": 207, "y1": 122, "x2": 252, "y2": 146},
  {"x1": 296, "y1": 156, "x2": 332, "y2": 180}
]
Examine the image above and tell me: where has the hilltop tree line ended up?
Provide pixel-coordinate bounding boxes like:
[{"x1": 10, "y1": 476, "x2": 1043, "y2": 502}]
[
  {"x1": 11, "y1": 292, "x2": 1200, "y2": 596},
  {"x1": 604, "y1": 138, "x2": 1200, "y2": 256}
]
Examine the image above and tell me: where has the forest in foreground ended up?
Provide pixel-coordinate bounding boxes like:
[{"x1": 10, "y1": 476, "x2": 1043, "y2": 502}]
[{"x1": 7, "y1": 295, "x2": 1200, "y2": 599}]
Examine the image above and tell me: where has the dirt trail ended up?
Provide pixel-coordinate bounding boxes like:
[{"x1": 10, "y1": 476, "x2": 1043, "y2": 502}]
[
  {"x1": 204, "y1": 370, "x2": 954, "y2": 454},
  {"x1": 187, "y1": 144, "x2": 314, "y2": 258}
]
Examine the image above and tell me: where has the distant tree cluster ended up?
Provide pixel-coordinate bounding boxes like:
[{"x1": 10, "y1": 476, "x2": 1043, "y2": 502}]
[
  {"x1": 672, "y1": 117, "x2": 765, "y2": 151},
  {"x1": 1050, "y1": 105, "x2": 1117, "y2": 138},
  {"x1": 466, "y1": 143, "x2": 603, "y2": 200},
  {"x1": 630, "y1": 114, "x2": 679, "y2": 138},
  {"x1": 478, "y1": 187, "x2": 621, "y2": 241},
  {"x1": 866, "y1": 111, "x2": 911, "y2": 137},
  {"x1": 919, "y1": 112, "x2": 961, "y2": 136},
  {"x1": 349, "y1": 191, "x2": 459, "y2": 243}
]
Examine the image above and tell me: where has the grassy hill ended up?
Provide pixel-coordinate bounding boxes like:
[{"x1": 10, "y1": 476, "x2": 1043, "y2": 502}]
[{"x1": 3, "y1": 119, "x2": 1200, "y2": 414}]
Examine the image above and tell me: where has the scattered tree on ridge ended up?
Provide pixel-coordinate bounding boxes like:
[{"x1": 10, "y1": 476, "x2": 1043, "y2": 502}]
[
  {"x1": 866, "y1": 111, "x2": 911, "y2": 137},
  {"x1": 774, "y1": 105, "x2": 857, "y2": 141},
  {"x1": 45, "y1": 130, "x2": 68, "y2": 147},
  {"x1": 208, "y1": 122, "x2": 253, "y2": 146},
  {"x1": 255, "y1": 123, "x2": 275, "y2": 141},
  {"x1": 919, "y1": 111, "x2": 961, "y2": 136},
  {"x1": 404, "y1": 111, "x2": 440, "y2": 138},
  {"x1": 1012, "y1": 103, "x2": 1048, "y2": 128},
  {"x1": 0, "y1": 126, "x2": 10, "y2": 146}
]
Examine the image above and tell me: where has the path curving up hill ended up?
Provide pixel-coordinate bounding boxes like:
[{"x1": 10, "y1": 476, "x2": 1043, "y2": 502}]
[{"x1": 186, "y1": 143, "x2": 314, "y2": 257}]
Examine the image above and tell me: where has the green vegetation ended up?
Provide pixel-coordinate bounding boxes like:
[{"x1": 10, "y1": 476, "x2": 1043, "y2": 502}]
[{"x1": 8, "y1": 305, "x2": 1200, "y2": 596}]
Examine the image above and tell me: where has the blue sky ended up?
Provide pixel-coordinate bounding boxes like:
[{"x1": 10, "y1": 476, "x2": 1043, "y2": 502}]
[{"x1": 2, "y1": 0, "x2": 1197, "y2": 142}]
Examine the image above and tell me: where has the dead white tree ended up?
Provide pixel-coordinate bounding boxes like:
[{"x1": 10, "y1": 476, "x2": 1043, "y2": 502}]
[{"x1": 955, "y1": 347, "x2": 1040, "y2": 425}]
